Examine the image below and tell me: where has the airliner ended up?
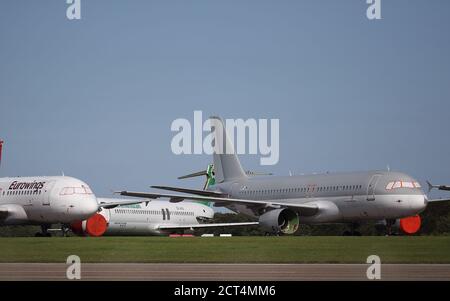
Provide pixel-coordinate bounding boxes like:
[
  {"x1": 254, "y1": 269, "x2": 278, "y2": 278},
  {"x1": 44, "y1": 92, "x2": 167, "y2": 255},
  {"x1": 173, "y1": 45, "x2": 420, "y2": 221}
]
[
  {"x1": 70, "y1": 198, "x2": 257, "y2": 236},
  {"x1": 0, "y1": 140, "x2": 143, "y2": 236},
  {"x1": 118, "y1": 117, "x2": 450, "y2": 236}
]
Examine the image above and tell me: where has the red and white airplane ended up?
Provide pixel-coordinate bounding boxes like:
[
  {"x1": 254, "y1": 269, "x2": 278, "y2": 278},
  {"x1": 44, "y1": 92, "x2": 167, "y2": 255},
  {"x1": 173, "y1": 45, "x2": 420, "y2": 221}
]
[{"x1": 0, "y1": 140, "x2": 141, "y2": 236}]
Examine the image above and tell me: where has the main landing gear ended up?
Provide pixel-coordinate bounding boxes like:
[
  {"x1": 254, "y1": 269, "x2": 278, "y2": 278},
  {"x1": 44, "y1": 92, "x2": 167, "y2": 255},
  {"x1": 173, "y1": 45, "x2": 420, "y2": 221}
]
[
  {"x1": 384, "y1": 219, "x2": 398, "y2": 236},
  {"x1": 342, "y1": 223, "x2": 361, "y2": 236},
  {"x1": 35, "y1": 224, "x2": 52, "y2": 237},
  {"x1": 61, "y1": 224, "x2": 70, "y2": 237}
]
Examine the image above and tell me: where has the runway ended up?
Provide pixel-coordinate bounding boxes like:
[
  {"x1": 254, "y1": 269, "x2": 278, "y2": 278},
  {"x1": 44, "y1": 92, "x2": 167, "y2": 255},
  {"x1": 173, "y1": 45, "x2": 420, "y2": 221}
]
[{"x1": 1, "y1": 263, "x2": 450, "y2": 281}]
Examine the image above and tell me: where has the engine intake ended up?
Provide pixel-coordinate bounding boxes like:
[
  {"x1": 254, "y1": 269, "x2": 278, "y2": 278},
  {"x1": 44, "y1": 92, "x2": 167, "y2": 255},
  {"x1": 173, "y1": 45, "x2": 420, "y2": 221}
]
[
  {"x1": 259, "y1": 208, "x2": 299, "y2": 234},
  {"x1": 0, "y1": 204, "x2": 28, "y2": 225},
  {"x1": 399, "y1": 215, "x2": 421, "y2": 234}
]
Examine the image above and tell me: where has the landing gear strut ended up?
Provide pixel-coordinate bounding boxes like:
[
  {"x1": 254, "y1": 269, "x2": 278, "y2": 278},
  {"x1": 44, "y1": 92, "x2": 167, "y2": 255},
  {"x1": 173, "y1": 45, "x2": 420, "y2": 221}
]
[
  {"x1": 385, "y1": 219, "x2": 397, "y2": 236},
  {"x1": 61, "y1": 224, "x2": 70, "y2": 237},
  {"x1": 35, "y1": 224, "x2": 52, "y2": 237},
  {"x1": 342, "y1": 223, "x2": 361, "y2": 236}
]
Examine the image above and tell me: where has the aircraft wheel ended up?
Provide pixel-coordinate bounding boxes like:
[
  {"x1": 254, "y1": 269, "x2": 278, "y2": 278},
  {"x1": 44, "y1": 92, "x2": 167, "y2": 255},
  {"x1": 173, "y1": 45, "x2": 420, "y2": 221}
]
[
  {"x1": 35, "y1": 232, "x2": 43, "y2": 237},
  {"x1": 342, "y1": 231, "x2": 351, "y2": 236}
]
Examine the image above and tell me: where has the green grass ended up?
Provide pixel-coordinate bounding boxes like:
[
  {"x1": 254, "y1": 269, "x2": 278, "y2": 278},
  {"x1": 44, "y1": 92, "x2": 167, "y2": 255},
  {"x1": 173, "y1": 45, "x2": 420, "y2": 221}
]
[{"x1": 0, "y1": 236, "x2": 449, "y2": 263}]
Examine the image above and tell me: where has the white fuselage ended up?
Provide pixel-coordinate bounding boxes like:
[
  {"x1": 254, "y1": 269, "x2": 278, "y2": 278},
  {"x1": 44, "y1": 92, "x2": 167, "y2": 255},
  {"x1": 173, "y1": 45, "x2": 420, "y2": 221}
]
[
  {"x1": 0, "y1": 176, "x2": 99, "y2": 225},
  {"x1": 96, "y1": 198, "x2": 214, "y2": 236}
]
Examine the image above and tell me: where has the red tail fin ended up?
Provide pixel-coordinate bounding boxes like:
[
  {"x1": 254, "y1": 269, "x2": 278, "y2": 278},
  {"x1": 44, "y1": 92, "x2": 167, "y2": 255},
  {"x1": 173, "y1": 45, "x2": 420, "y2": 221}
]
[{"x1": 0, "y1": 140, "x2": 3, "y2": 166}]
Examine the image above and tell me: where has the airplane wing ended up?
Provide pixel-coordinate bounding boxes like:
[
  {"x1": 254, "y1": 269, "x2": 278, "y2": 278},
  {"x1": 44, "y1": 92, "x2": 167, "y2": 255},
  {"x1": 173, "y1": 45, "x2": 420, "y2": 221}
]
[
  {"x1": 151, "y1": 186, "x2": 227, "y2": 197},
  {"x1": 158, "y1": 222, "x2": 259, "y2": 230},
  {"x1": 426, "y1": 181, "x2": 450, "y2": 192},
  {"x1": 116, "y1": 191, "x2": 319, "y2": 216},
  {"x1": 427, "y1": 198, "x2": 450, "y2": 203},
  {"x1": 97, "y1": 199, "x2": 149, "y2": 209}
]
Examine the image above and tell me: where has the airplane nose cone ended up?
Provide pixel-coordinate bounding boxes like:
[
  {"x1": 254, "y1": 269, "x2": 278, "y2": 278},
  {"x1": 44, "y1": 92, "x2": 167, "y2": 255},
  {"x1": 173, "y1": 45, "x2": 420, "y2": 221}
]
[
  {"x1": 411, "y1": 195, "x2": 427, "y2": 213},
  {"x1": 82, "y1": 196, "x2": 99, "y2": 217},
  {"x1": 208, "y1": 207, "x2": 214, "y2": 219}
]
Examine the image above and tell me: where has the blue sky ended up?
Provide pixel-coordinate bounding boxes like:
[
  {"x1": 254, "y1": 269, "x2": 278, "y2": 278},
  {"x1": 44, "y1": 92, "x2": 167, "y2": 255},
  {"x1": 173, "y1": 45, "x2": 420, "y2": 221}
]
[{"x1": 1, "y1": 0, "x2": 449, "y2": 200}]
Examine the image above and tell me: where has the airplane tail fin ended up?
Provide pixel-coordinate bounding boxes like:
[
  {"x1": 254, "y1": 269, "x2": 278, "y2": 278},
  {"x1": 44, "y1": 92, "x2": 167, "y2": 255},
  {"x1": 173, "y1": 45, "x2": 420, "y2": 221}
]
[
  {"x1": 209, "y1": 117, "x2": 247, "y2": 183},
  {"x1": 0, "y1": 140, "x2": 3, "y2": 167},
  {"x1": 178, "y1": 164, "x2": 216, "y2": 190}
]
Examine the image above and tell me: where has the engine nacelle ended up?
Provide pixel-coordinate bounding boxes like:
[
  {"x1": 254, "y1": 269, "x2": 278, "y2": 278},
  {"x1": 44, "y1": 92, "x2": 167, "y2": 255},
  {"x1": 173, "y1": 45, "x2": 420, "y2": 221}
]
[
  {"x1": 399, "y1": 215, "x2": 421, "y2": 234},
  {"x1": 0, "y1": 204, "x2": 28, "y2": 225},
  {"x1": 70, "y1": 213, "x2": 108, "y2": 237},
  {"x1": 259, "y1": 208, "x2": 299, "y2": 234}
]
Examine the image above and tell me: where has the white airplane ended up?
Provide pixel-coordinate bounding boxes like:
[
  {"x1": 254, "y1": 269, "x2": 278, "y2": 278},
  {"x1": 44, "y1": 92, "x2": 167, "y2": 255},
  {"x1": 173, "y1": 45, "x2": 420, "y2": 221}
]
[
  {"x1": 118, "y1": 117, "x2": 450, "y2": 236},
  {"x1": 0, "y1": 140, "x2": 142, "y2": 236},
  {"x1": 70, "y1": 198, "x2": 258, "y2": 236}
]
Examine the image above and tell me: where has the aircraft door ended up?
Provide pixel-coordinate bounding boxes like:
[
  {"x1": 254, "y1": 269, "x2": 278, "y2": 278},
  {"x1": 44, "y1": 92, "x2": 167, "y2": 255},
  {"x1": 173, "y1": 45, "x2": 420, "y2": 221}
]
[
  {"x1": 367, "y1": 175, "x2": 381, "y2": 201},
  {"x1": 166, "y1": 208, "x2": 170, "y2": 220},
  {"x1": 43, "y1": 181, "x2": 56, "y2": 206}
]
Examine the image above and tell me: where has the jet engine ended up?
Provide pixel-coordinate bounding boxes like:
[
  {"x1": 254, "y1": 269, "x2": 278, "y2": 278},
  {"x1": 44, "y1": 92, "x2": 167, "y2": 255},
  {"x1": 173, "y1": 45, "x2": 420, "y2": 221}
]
[
  {"x1": 0, "y1": 204, "x2": 28, "y2": 225},
  {"x1": 70, "y1": 213, "x2": 108, "y2": 237},
  {"x1": 259, "y1": 208, "x2": 299, "y2": 234},
  {"x1": 399, "y1": 215, "x2": 421, "y2": 234}
]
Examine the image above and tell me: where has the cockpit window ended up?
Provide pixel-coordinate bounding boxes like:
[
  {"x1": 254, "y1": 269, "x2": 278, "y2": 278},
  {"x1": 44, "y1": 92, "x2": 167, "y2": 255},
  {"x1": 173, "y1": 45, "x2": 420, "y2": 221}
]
[
  {"x1": 60, "y1": 185, "x2": 93, "y2": 195},
  {"x1": 386, "y1": 181, "x2": 421, "y2": 190}
]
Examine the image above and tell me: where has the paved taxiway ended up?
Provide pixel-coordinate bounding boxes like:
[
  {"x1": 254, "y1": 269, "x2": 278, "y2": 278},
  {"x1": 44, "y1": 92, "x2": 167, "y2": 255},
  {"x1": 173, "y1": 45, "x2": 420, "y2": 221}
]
[{"x1": 1, "y1": 263, "x2": 450, "y2": 280}]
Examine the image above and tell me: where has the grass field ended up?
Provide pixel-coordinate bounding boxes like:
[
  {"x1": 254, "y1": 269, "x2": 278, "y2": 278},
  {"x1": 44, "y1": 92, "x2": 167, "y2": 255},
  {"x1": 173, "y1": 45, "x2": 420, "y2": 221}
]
[{"x1": 0, "y1": 236, "x2": 449, "y2": 263}]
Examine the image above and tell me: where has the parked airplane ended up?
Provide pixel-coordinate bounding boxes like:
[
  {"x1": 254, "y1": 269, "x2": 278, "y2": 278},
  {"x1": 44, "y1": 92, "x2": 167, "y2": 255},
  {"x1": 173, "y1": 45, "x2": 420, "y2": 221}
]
[
  {"x1": 70, "y1": 198, "x2": 257, "y2": 236},
  {"x1": 0, "y1": 140, "x2": 143, "y2": 236},
  {"x1": 118, "y1": 117, "x2": 450, "y2": 236}
]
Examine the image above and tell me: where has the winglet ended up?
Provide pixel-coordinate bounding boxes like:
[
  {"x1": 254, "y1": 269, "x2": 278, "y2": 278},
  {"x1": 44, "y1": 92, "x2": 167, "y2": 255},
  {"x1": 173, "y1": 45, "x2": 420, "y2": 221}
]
[{"x1": 426, "y1": 181, "x2": 434, "y2": 193}]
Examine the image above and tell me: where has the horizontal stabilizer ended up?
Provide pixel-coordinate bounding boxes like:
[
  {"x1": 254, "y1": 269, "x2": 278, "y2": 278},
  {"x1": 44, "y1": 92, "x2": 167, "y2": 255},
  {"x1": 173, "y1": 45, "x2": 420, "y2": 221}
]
[{"x1": 178, "y1": 170, "x2": 207, "y2": 180}]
